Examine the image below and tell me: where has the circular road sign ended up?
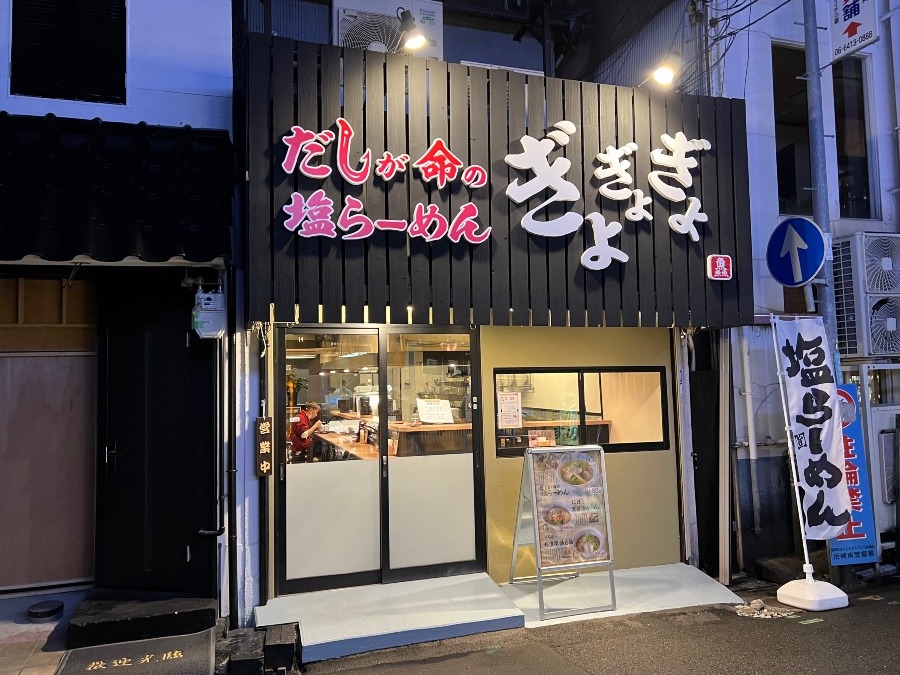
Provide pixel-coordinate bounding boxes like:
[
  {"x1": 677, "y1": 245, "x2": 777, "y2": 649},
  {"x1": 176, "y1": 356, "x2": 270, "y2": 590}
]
[{"x1": 765, "y1": 217, "x2": 827, "y2": 288}]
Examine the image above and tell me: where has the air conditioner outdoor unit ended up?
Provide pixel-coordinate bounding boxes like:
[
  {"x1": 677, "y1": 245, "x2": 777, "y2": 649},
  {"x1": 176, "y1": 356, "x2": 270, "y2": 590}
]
[
  {"x1": 332, "y1": 0, "x2": 443, "y2": 60},
  {"x1": 834, "y1": 233, "x2": 900, "y2": 358}
]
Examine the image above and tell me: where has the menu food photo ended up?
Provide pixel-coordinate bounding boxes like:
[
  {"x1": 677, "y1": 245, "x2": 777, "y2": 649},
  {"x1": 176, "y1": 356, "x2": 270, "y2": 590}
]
[{"x1": 530, "y1": 448, "x2": 611, "y2": 568}]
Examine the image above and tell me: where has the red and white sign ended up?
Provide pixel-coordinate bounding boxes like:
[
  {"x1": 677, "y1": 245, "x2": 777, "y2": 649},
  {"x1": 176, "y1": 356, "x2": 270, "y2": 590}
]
[
  {"x1": 706, "y1": 254, "x2": 732, "y2": 281},
  {"x1": 830, "y1": 0, "x2": 878, "y2": 61}
]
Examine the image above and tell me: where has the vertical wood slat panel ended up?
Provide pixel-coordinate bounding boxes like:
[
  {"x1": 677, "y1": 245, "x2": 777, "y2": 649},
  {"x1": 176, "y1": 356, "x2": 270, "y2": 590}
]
[
  {"x1": 364, "y1": 51, "x2": 388, "y2": 324},
  {"x1": 582, "y1": 83, "x2": 603, "y2": 327},
  {"x1": 294, "y1": 42, "x2": 321, "y2": 323},
  {"x1": 564, "y1": 79, "x2": 586, "y2": 327},
  {"x1": 247, "y1": 34, "x2": 272, "y2": 322},
  {"x1": 699, "y1": 97, "x2": 723, "y2": 327},
  {"x1": 469, "y1": 66, "x2": 492, "y2": 326},
  {"x1": 507, "y1": 72, "x2": 529, "y2": 324},
  {"x1": 429, "y1": 60, "x2": 451, "y2": 325},
  {"x1": 616, "y1": 87, "x2": 639, "y2": 327},
  {"x1": 545, "y1": 77, "x2": 568, "y2": 327},
  {"x1": 342, "y1": 48, "x2": 367, "y2": 323},
  {"x1": 319, "y1": 45, "x2": 344, "y2": 323},
  {"x1": 716, "y1": 99, "x2": 739, "y2": 327},
  {"x1": 254, "y1": 40, "x2": 754, "y2": 329},
  {"x1": 449, "y1": 63, "x2": 471, "y2": 325},
  {"x1": 407, "y1": 57, "x2": 430, "y2": 325},
  {"x1": 598, "y1": 84, "x2": 621, "y2": 327},
  {"x1": 648, "y1": 92, "x2": 673, "y2": 327},
  {"x1": 682, "y1": 95, "x2": 708, "y2": 328},
  {"x1": 730, "y1": 99, "x2": 754, "y2": 326},
  {"x1": 271, "y1": 37, "x2": 297, "y2": 323},
  {"x1": 527, "y1": 75, "x2": 549, "y2": 326},
  {"x1": 669, "y1": 96, "x2": 691, "y2": 327},
  {"x1": 385, "y1": 52, "x2": 410, "y2": 323},
  {"x1": 632, "y1": 87, "x2": 657, "y2": 327},
  {"x1": 489, "y1": 69, "x2": 512, "y2": 325}
]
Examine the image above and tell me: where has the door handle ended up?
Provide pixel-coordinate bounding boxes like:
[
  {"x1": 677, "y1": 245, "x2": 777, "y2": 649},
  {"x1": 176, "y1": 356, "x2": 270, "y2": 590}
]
[
  {"x1": 382, "y1": 455, "x2": 388, "y2": 478},
  {"x1": 105, "y1": 443, "x2": 123, "y2": 469}
]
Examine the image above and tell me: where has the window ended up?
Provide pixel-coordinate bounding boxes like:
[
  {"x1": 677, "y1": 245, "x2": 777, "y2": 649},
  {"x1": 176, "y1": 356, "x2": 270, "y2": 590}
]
[
  {"x1": 772, "y1": 46, "x2": 812, "y2": 216},
  {"x1": 11, "y1": 0, "x2": 126, "y2": 104},
  {"x1": 833, "y1": 57, "x2": 872, "y2": 219},
  {"x1": 494, "y1": 367, "x2": 669, "y2": 457}
]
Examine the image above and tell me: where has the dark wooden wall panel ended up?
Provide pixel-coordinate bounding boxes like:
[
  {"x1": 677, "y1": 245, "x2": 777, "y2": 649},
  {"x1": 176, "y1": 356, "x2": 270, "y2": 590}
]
[
  {"x1": 581, "y1": 83, "x2": 602, "y2": 327},
  {"x1": 408, "y1": 57, "x2": 430, "y2": 325},
  {"x1": 364, "y1": 52, "x2": 388, "y2": 324},
  {"x1": 489, "y1": 69, "x2": 512, "y2": 325},
  {"x1": 246, "y1": 33, "x2": 272, "y2": 323},
  {"x1": 469, "y1": 66, "x2": 492, "y2": 326},
  {"x1": 731, "y1": 100, "x2": 755, "y2": 326},
  {"x1": 271, "y1": 38, "x2": 296, "y2": 323},
  {"x1": 295, "y1": 42, "x2": 320, "y2": 323},
  {"x1": 564, "y1": 79, "x2": 586, "y2": 328},
  {"x1": 245, "y1": 37, "x2": 754, "y2": 330},
  {"x1": 699, "y1": 97, "x2": 723, "y2": 327},
  {"x1": 342, "y1": 48, "x2": 367, "y2": 323},
  {"x1": 449, "y1": 63, "x2": 471, "y2": 325},
  {"x1": 526, "y1": 75, "x2": 549, "y2": 327},
  {"x1": 429, "y1": 60, "x2": 452, "y2": 325}
]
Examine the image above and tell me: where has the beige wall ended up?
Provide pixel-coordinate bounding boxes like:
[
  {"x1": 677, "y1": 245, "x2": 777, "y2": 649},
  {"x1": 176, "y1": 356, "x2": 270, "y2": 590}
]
[{"x1": 479, "y1": 326, "x2": 681, "y2": 581}]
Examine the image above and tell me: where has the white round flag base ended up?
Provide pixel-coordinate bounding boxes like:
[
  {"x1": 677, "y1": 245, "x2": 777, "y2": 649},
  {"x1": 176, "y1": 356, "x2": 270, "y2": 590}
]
[{"x1": 776, "y1": 579, "x2": 849, "y2": 612}]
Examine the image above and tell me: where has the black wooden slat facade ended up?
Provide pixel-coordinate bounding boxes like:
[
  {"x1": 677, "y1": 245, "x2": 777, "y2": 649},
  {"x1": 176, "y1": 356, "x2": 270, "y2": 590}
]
[{"x1": 245, "y1": 37, "x2": 754, "y2": 329}]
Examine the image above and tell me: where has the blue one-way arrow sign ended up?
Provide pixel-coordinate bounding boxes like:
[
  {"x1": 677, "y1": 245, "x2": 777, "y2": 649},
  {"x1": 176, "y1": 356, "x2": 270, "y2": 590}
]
[{"x1": 766, "y1": 217, "x2": 826, "y2": 288}]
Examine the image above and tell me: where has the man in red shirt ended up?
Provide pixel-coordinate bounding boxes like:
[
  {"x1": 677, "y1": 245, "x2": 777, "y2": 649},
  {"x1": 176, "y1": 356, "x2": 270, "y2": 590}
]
[{"x1": 289, "y1": 402, "x2": 323, "y2": 463}]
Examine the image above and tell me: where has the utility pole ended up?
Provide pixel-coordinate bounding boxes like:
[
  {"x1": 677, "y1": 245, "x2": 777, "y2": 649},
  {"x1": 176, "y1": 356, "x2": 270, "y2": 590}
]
[
  {"x1": 802, "y1": 0, "x2": 843, "y2": 587},
  {"x1": 801, "y1": 0, "x2": 841, "y2": 383}
]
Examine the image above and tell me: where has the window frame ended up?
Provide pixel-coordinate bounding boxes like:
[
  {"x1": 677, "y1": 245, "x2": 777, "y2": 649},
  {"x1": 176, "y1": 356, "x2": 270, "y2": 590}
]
[
  {"x1": 493, "y1": 365, "x2": 670, "y2": 456},
  {"x1": 9, "y1": 0, "x2": 127, "y2": 105}
]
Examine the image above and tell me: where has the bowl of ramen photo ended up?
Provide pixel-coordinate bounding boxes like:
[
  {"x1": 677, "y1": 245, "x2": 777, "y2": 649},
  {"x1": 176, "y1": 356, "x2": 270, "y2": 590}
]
[
  {"x1": 542, "y1": 501, "x2": 573, "y2": 528},
  {"x1": 558, "y1": 453, "x2": 596, "y2": 487},
  {"x1": 573, "y1": 527, "x2": 607, "y2": 560}
]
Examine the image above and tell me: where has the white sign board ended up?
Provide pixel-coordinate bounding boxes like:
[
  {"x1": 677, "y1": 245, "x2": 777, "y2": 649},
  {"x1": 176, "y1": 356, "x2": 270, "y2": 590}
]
[
  {"x1": 415, "y1": 398, "x2": 455, "y2": 424},
  {"x1": 830, "y1": 0, "x2": 878, "y2": 61},
  {"x1": 497, "y1": 392, "x2": 522, "y2": 429}
]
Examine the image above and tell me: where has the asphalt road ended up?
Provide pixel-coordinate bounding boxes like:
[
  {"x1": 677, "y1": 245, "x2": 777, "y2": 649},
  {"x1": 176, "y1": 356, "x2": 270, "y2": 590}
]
[{"x1": 303, "y1": 578, "x2": 900, "y2": 675}]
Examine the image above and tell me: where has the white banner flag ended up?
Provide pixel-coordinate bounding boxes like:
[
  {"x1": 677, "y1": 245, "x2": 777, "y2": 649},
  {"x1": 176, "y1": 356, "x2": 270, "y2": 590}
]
[{"x1": 773, "y1": 316, "x2": 852, "y2": 539}]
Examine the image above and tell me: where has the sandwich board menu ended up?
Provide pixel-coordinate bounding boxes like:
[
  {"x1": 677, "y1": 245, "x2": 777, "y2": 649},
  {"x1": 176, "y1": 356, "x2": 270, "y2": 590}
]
[{"x1": 509, "y1": 445, "x2": 616, "y2": 620}]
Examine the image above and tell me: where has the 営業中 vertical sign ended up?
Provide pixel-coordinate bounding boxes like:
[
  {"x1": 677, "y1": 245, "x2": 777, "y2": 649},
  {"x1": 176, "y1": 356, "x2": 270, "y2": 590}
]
[{"x1": 256, "y1": 417, "x2": 273, "y2": 477}]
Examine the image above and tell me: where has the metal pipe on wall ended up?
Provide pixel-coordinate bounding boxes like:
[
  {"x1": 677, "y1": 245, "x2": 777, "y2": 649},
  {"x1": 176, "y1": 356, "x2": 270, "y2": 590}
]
[{"x1": 739, "y1": 326, "x2": 763, "y2": 534}]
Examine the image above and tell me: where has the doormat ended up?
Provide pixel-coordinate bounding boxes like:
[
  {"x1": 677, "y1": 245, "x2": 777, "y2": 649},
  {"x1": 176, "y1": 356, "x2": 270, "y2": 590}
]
[{"x1": 56, "y1": 628, "x2": 214, "y2": 674}]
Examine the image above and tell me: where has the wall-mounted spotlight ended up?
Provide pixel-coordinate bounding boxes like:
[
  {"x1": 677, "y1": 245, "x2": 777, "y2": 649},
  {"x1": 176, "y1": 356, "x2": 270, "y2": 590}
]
[{"x1": 398, "y1": 8, "x2": 426, "y2": 50}]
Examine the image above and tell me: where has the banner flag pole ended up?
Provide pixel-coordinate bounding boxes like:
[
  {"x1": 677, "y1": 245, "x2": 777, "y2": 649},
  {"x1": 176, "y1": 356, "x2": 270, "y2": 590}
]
[{"x1": 769, "y1": 314, "x2": 848, "y2": 611}]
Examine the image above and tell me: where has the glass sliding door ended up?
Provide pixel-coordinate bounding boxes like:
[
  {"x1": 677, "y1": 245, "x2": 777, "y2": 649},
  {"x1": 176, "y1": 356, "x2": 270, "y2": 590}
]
[
  {"x1": 277, "y1": 327, "x2": 483, "y2": 594},
  {"x1": 384, "y1": 331, "x2": 479, "y2": 580},
  {"x1": 280, "y1": 330, "x2": 381, "y2": 592}
]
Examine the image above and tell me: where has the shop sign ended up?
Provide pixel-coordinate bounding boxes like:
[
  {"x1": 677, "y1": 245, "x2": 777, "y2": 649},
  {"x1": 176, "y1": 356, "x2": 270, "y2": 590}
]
[
  {"x1": 707, "y1": 254, "x2": 732, "y2": 281},
  {"x1": 278, "y1": 118, "x2": 730, "y2": 273},
  {"x1": 773, "y1": 316, "x2": 852, "y2": 539},
  {"x1": 504, "y1": 122, "x2": 715, "y2": 271},
  {"x1": 530, "y1": 448, "x2": 611, "y2": 569},
  {"x1": 830, "y1": 0, "x2": 878, "y2": 61},
  {"x1": 829, "y1": 384, "x2": 879, "y2": 565},
  {"x1": 280, "y1": 118, "x2": 490, "y2": 244},
  {"x1": 255, "y1": 416, "x2": 273, "y2": 477}
]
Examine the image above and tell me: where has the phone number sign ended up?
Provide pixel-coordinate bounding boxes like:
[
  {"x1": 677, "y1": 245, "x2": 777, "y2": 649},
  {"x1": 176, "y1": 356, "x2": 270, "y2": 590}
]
[{"x1": 830, "y1": 0, "x2": 878, "y2": 61}]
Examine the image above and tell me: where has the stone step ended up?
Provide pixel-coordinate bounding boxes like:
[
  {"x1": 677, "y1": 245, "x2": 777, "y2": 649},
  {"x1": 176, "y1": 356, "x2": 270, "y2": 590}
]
[{"x1": 66, "y1": 593, "x2": 218, "y2": 649}]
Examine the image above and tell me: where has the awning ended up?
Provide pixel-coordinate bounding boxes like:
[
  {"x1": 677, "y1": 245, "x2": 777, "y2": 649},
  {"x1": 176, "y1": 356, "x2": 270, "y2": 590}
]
[{"x1": 0, "y1": 112, "x2": 232, "y2": 265}]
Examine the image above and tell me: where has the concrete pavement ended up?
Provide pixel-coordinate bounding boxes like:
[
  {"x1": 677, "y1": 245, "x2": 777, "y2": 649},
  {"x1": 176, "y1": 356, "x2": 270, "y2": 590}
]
[{"x1": 302, "y1": 577, "x2": 900, "y2": 675}]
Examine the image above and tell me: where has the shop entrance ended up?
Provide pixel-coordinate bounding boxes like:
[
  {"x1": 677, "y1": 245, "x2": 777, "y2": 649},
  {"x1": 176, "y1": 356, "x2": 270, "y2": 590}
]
[{"x1": 276, "y1": 326, "x2": 484, "y2": 594}]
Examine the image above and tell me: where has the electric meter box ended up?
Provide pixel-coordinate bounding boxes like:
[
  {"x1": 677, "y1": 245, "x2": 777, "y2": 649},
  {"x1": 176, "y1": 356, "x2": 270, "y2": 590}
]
[{"x1": 192, "y1": 289, "x2": 226, "y2": 339}]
